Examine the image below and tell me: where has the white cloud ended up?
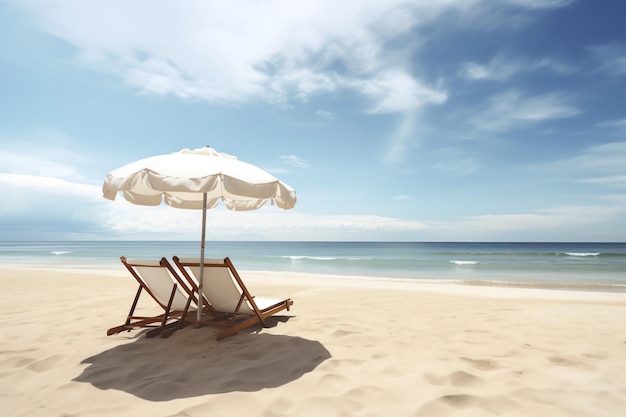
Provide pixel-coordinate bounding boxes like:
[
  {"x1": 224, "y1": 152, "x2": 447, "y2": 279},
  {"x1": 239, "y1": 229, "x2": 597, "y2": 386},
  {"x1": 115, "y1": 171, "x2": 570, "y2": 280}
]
[
  {"x1": 472, "y1": 90, "x2": 580, "y2": 132},
  {"x1": 316, "y1": 110, "x2": 334, "y2": 119},
  {"x1": 2, "y1": 170, "x2": 624, "y2": 241},
  {"x1": 102, "y1": 203, "x2": 433, "y2": 241},
  {"x1": 0, "y1": 173, "x2": 106, "y2": 239},
  {"x1": 0, "y1": 130, "x2": 96, "y2": 180},
  {"x1": 280, "y1": 155, "x2": 310, "y2": 168},
  {"x1": 0, "y1": 173, "x2": 99, "y2": 198},
  {"x1": 18, "y1": 0, "x2": 574, "y2": 169},
  {"x1": 22, "y1": 0, "x2": 430, "y2": 109},
  {"x1": 436, "y1": 204, "x2": 626, "y2": 241},
  {"x1": 19, "y1": 0, "x2": 541, "y2": 115},
  {"x1": 0, "y1": 150, "x2": 81, "y2": 179}
]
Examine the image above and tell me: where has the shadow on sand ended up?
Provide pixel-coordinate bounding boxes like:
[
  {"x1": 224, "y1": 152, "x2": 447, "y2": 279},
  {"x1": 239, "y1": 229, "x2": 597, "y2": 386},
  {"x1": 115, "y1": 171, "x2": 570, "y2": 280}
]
[{"x1": 74, "y1": 317, "x2": 331, "y2": 401}]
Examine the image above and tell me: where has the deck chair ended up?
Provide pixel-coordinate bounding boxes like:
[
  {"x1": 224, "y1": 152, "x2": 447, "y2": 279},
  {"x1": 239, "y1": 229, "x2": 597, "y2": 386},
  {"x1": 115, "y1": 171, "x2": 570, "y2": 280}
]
[
  {"x1": 107, "y1": 257, "x2": 202, "y2": 338},
  {"x1": 172, "y1": 256, "x2": 293, "y2": 340}
]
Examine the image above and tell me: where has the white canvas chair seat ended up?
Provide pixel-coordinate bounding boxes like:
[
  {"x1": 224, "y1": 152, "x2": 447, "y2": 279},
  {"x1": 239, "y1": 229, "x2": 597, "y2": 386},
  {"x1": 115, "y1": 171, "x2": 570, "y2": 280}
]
[{"x1": 131, "y1": 259, "x2": 194, "y2": 310}]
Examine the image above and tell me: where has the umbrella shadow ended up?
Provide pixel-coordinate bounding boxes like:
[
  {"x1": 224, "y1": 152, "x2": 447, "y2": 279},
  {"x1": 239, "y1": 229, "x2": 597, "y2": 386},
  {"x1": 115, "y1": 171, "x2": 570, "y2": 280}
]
[{"x1": 73, "y1": 318, "x2": 331, "y2": 401}]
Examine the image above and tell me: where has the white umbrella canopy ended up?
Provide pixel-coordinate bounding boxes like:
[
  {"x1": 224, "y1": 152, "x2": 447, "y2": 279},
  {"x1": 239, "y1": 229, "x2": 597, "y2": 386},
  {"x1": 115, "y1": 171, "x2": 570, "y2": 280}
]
[
  {"x1": 102, "y1": 146, "x2": 297, "y2": 321},
  {"x1": 103, "y1": 146, "x2": 296, "y2": 211}
]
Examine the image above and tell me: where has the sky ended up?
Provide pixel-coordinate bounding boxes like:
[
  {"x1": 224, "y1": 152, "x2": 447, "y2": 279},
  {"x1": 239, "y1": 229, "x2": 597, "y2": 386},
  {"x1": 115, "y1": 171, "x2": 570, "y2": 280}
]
[{"x1": 1, "y1": 0, "x2": 625, "y2": 242}]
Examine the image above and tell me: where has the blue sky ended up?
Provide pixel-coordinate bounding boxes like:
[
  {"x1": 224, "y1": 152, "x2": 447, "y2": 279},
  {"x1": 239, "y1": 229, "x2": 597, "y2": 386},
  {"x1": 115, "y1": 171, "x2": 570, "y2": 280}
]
[{"x1": 1, "y1": 0, "x2": 625, "y2": 242}]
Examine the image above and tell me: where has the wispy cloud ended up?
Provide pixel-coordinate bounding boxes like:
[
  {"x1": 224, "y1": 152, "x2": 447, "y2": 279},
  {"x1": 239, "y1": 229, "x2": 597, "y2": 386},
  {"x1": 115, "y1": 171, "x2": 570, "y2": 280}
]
[
  {"x1": 542, "y1": 141, "x2": 626, "y2": 189},
  {"x1": 359, "y1": 70, "x2": 448, "y2": 114},
  {"x1": 579, "y1": 175, "x2": 626, "y2": 188},
  {"x1": 459, "y1": 55, "x2": 575, "y2": 81},
  {"x1": 368, "y1": 72, "x2": 448, "y2": 164},
  {"x1": 432, "y1": 148, "x2": 480, "y2": 176},
  {"x1": 507, "y1": 0, "x2": 576, "y2": 9},
  {"x1": 393, "y1": 194, "x2": 412, "y2": 200},
  {"x1": 591, "y1": 43, "x2": 626, "y2": 75},
  {"x1": 316, "y1": 110, "x2": 334, "y2": 119},
  {"x1": 280, "y1": 154, "x2": 310, "y2": 168},
  {"x1": 459, "y1": 59, "x2": 521, "y2": 81},
  {"x1": 570, "y1": 142, "x2": 626, "y2": 172},
  {"x1": 596, "y1": 118, "x2": 626, "y2": 130},
  {"x1": 383, "y1": 111, "x2": 418, "y2": 164},
  {"x1": 472, "y1": 90, "x2": 580, "y2": 132}
]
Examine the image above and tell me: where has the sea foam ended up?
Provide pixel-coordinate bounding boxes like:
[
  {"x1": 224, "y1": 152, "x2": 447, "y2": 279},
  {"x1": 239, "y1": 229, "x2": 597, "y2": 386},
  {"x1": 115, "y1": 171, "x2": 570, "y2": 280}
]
[{"x1": 450, "y1": 260, "x2": 478, "y2": 265}]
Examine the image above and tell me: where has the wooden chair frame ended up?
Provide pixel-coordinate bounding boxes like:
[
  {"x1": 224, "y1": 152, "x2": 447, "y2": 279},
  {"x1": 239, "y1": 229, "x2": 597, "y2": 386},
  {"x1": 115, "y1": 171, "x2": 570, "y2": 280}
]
[
  {"x1": 172, "y1": 256, "x2": 293, "y2": 340},
  {"x1": 107, "y1": 257, "x2": 203, "y2": 338}
]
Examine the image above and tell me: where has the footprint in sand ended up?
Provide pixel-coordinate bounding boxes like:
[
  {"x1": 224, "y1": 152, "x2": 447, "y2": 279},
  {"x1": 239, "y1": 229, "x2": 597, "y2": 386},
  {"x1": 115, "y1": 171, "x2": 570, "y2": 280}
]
[
  {"x1": 320, "y1": 373, "x2": 348, "y2": 390},
  {"x1": 7, "y1": 357, "x2": 36, "y2": 368},
  {"x1": 582, "y1": 351, "x2": 609, "y2": 360},
  {"x1": 26, "y1": 355, "x2": 63, "y2": 373},
  {"x1": 415, "y1": 393, "x2": 478, "y2": 416},
  {"x1": 423, "y1": 370, "x2": 485, "y2": 387},
  {"x1": 460, "y1": 357, "x2": 501, "y2": 371},
  {"x1": 331, "y1": 329, "x2": 357, "y2": 338},
  {"x1": 547, "y1": 355, "x2": 580, "y2": 366},
  {"x1": 422, "y1": 372, "x2": 446, "y2": 385},
  {"x1": 439, "y1": 394, "x2": 477, "y2": 408},
  {"x1": 449, "y1": 370, "x2": 485, "y2": 387}
]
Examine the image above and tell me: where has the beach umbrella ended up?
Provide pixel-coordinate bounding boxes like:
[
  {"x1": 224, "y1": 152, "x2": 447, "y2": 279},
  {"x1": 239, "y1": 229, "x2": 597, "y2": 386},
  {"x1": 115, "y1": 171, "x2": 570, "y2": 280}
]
[{"x1": 102, "y1": 146, "x2": 297, "y2": 322}]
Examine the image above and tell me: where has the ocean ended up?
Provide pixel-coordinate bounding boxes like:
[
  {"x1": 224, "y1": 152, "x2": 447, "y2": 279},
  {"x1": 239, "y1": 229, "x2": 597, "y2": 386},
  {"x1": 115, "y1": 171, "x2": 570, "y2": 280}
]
[{"x1": 1, "y1": 241, "x2": 625, "y2": 292}]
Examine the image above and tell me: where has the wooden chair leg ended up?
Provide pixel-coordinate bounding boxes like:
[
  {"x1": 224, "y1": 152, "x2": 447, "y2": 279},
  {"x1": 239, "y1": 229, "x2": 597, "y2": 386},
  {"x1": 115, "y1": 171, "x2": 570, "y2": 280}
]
[
  {"x1": 161, "y1": 295, "x2": 194, "y2": 339},
  {"x1": 146, "y1": 284, "x2": 178, "y2": 338},
  {"x1": 106, "y1": 285, "x2": 143, "y2": 335}
]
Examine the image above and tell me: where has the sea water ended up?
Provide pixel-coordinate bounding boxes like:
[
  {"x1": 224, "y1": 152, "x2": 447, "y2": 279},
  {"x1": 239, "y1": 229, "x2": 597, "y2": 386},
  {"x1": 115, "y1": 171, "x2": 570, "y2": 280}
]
[{"x1": 1, "y1": 241, "x2": 625, "y2": 291}]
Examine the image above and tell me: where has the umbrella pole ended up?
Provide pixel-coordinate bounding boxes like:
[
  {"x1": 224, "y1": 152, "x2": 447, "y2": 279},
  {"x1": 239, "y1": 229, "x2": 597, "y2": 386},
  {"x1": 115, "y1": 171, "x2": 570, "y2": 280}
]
[{"x1": 197, "y1": 192, "x2": 207, "y2": 324}]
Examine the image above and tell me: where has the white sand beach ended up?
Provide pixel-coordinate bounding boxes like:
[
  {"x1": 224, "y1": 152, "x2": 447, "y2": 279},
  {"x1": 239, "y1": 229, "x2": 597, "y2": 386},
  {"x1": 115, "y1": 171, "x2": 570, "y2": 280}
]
[{"x1": 1, "y1": 267, "x2": 626, "y2": 417}]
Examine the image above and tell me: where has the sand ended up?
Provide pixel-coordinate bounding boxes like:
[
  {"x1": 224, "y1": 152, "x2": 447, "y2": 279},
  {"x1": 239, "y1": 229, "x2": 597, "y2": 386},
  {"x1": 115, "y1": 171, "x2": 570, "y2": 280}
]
[{"x1": 1, "y1": 267, "x2": 626, "y2": 417}]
